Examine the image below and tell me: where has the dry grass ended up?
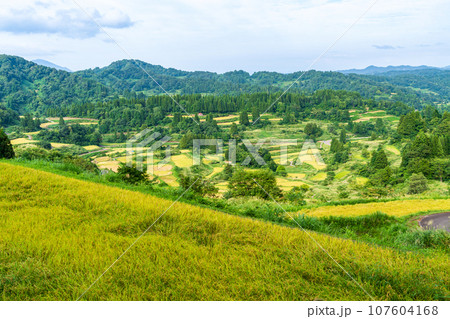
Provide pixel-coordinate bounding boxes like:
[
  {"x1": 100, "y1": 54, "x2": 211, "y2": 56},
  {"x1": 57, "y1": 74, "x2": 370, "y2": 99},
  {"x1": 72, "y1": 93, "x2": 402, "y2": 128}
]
[
  {"x1": 0, "y1": 163, "x2": 448, "y2": 300},
  {"x1": 310, "y1": 172, "x2": 327, "y2": 181},
  {"x1": 356, "y1": 177, "x2": 369, "y2": 185},
  {"x1": 171, "y1": 154, "x2": 193, "y2": 168},
  {"x1": 296, "y1": 199, "x2": 450, "y2": 218},
  {"x1": 384, "y1": 145, "x2": 401, "y2": 155},
  {"x1": 287, "y1": 173, "x2": 306, "y2": 180},
  {"x1": 50, "y1": 142, "x2": 72, "y2": 148},
  {"x1": 10, "y1": 138, "x2": 37, "y2": 145},
  {"x1": 84, "y1": 145, "x2": 101, "y2": 151}
]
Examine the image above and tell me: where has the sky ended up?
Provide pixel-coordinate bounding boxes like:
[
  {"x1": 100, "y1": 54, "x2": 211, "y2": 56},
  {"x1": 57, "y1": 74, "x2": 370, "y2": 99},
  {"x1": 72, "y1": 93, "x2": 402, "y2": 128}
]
[{"x1": 0, "y1": 0, "x2": 449, "y2": 73}]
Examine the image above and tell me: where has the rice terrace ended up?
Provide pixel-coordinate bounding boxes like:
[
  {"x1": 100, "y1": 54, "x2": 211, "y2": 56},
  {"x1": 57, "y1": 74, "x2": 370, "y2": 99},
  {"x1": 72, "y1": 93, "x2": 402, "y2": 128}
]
[{"x1": 0, "y1": 1, "x2": 450, "y2": 314}]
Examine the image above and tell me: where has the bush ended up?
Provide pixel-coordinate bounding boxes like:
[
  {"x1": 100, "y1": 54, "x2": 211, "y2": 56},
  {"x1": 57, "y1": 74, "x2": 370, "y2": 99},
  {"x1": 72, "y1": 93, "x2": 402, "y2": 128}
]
[
  {"x1": 179, "y1": 173, "x2": 218, "y2": 197},
  {"x1": 228, "y1": 168, "x2": 282, "y2": 199},
  {"x1": 408, "y1": 173, "x2": 428, "y2": 194},
  {"x1": 276, "y1": 165, "x2": 287, "y2": 176},
  {"x1": 286, "y1": 186, "x2": 307, "y2": 205},
  {"x1": 117, "y1": 163, "x2": 149, "y2": 185}
]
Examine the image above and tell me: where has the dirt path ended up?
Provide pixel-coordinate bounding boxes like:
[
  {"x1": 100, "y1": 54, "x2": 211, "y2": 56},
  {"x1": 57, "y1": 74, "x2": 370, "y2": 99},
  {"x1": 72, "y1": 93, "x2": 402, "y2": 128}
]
[{"x1": 419, "y1": 212, "x2": 450, "y2": 232}]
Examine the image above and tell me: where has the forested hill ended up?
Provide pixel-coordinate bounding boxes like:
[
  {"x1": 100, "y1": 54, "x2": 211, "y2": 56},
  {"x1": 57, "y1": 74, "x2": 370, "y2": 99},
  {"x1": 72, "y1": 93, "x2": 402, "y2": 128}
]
[
  {"x1": 79, "y1": 59, "x2": 450, "y2": 108},
  {"x1": 1, "y1": 54, "x2": 450, "y2": 115},
  {"x1": 0, "y1": 55, "x2": 110, "y2": 114}
]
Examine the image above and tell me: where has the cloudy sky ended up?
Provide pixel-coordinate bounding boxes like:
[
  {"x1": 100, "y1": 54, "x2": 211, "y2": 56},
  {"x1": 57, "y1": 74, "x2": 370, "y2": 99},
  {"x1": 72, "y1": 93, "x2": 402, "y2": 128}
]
[{"x1": 0, "y1": 0, "x2": 448, "y2": 73}]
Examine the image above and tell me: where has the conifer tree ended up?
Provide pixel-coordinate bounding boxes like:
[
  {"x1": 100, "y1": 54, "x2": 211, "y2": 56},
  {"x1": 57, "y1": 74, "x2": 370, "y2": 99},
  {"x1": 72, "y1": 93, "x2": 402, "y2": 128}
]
[{"x1": 239, "y1": 111, "x2": 249, "y2": 126}]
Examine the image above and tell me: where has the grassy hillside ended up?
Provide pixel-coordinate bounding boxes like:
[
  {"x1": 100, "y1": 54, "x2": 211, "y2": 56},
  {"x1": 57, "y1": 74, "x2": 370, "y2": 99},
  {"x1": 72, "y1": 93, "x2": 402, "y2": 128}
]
[{"x1": 0, "y1": 162, "x2": 448, "y2": 300}]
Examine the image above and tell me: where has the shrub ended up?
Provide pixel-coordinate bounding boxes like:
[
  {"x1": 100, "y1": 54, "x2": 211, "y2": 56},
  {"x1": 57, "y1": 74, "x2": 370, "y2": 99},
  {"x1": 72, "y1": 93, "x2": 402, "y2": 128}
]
[
  {"x1": 117, "y1": 163, "x2": 149, "y2": 185},
  {"x1": 408, "y1": 173, "x2": 428, "y2": 194},
  {"x1": 228, "y1": 168, "x2": 282, "y2": 199},
  {"x1": 276, "y1": 165, "x2": 287, "y2": 176},
  {"x1": 179, "y1": 173, "x2": 218, "y2": 197}
]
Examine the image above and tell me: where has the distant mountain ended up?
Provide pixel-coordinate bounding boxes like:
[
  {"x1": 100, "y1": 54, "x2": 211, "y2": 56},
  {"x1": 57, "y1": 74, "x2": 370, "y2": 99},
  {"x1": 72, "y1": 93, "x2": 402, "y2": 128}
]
[
  {"x1": 32, "y1": 59, "x2": 72, "y2": 72},
  {"x1": 78, "y1": 59, "x2": 449, "y2": 107},
  {"x1": 1, "y1": 54, "x2": 449, "y2": 114},
  {"x1": 339, "y1": 65, "x2": 440, "y2": 75}
]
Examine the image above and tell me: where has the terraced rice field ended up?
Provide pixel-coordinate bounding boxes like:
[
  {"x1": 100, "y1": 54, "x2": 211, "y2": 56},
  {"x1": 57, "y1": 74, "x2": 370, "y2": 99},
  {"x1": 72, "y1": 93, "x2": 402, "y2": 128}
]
[
  {"x1": 171, "y1": 154, "x2": 193, "y2": 168},
  {"x1": 296, "y1": 199, "x2": 450, "y2": 218},
  {"x1": 310, "y1": 172, "x2": 327, "y2": 181},
  {"x1": 10, "y1": 138, "x2": 37, "y2": 145}
]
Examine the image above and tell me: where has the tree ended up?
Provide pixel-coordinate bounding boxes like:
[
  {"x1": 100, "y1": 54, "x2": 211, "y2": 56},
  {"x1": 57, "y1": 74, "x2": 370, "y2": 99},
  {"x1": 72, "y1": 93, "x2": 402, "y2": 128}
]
[
  {"x1": 172, "y1": 112, "x2": 182, "y2": 126},
  {"x1": 276, "y1": 165, "x2": 287, "y2": 176},
  {"x1": 330, "y1": 138, "x2": 342, "y2": 153},
  {"x1": 286, "y1": 186, "x2": 308, "y2": 205},
  {"x1": 304, "y1": 123, "x2": 323, "y2": 140},
  {"x1": 370, "y1": 148, "x2": 389, "y2": 171},
  {"x1": 339, "y1": 129, "x2": 347, "y2": 144},
  {"x1": 239, "y1": 111, "x2": 249, "y2": 126},
  {"x1": 397, "y1": 111, "x2": 425, "y2": 138},
  {"x1": 229, "y1": 123, "x2": 238, "y2": 137},
  {"x1": 375, "y1": 118, "x2": 386, "y2": 134},
  {"x1": 408, "y1": 173, "x2": 428, "y2": 194},
  {"x1": 179, "y1": 173, "x2": 218, "y2": 197},
  {"x1": 223, "y1": 164, "x2": 234, "y2": 180},
  {"x1": 89, "y1": 131, "x2": 102, "y2": 146},
  {"x1": 252, "y1": 107, "x2": 260, "y2": 123},
  {"x1": 228, "y1": 168, "x2": 281, "y2": 199},
  {"x1": 0, "y1": 128, "x2": 15, "y2": 159},
  {"x1": 117, "y1": 163, "x2": 149, "y2": 184},
  {"x1": 59, "y1": 116, "x2": 66, "y2": 127}
]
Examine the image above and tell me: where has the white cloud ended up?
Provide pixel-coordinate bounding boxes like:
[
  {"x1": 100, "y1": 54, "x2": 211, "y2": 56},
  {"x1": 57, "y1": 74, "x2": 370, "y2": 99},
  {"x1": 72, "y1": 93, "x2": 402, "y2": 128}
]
[
  {"x1": 0, "y1": 1, "x2": 134, "y2": 39},
  {"x1": 0, "y1": 0, "x2": 448, "y2": 72}
]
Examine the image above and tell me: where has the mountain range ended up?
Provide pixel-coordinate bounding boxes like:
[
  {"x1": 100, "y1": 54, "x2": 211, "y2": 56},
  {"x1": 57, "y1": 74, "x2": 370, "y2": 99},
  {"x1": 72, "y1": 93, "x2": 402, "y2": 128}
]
[
  {"x1": 338, "y1": 65, "x2": 450, "y2": 75},
  {"x1": 32, "y1": 59, "x2": 72, "y2": 72},
  {"x1": 0, "y1": 54, "x2": 449, "y2": 114}
]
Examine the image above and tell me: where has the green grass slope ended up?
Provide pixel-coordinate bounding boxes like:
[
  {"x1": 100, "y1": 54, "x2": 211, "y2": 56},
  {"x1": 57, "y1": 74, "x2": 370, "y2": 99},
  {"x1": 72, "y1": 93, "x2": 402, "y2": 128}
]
[{"x1": 0, "y1": 162, "x2": 448, "y2": 300}]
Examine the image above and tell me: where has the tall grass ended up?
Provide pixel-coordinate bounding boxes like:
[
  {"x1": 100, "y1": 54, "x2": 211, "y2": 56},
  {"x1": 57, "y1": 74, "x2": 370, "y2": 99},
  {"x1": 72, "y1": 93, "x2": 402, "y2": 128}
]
[{"x1": 0, "y1": 162, "x2": 449, "y2": 300}]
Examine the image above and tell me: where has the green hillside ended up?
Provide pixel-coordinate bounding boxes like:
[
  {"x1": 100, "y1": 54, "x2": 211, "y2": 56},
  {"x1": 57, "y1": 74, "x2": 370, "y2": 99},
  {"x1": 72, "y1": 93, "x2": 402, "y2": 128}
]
[{"x1": 1, "y1": 54, "x2": 450, "y2": 115}]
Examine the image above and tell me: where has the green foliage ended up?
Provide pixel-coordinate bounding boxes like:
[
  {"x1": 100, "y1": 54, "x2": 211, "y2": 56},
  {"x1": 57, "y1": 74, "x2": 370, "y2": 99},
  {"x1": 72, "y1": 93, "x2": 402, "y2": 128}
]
[
  {"x1": 0, "y1": 104, "x2": 19, "y2": 127},
  {"x1": 397, "y1": 111, "x2": 426, "y2": 138},
  {"x1": 0, "y1": 55, "x2": 109, "y2": 113},
  {"x1": 370, "y1": 148, "x2": 389, "y2": 171},
  {"x1": 179, "y1": 173, "x2": 218, "y2": 197},
  {"x1": 37, "y1": 140, "x2": 52, "y2": 150},
  {"x1": 37, "y1": 124, "x2": 100, "y2": 146},
  {"x1": 15, "y1": 146, "x2": 98, "y2": 173},
  {"x1": 0, "y1": 128, "x2": 14, "y2": 159},
  {"x1": 339, "y1": 129, "x2": 347, "y2": 144},
  {"x1": 303, "y1": 123, "x2": 323, "y2": 140},
  {"x1": 20, "y1": 113, "x2": 41, "y2": 132},
  {"x1": 251, "y1": 107, "x2": 260, "y2": 123},
  {"x1": 228, "y1": 168, "x2": 281, "y2": 199},
  {"x1": 408, "y1": 173, "x2": 428, "y2": 194},
  {"x1": 293, "y1": 212, "x2": 449, "y2": 253},
  {"x1": 285, "y1": 186, "x2": 307, "y2": 205},
  {"x1": 117, "y1": 163, "x2": 149, "y2": 185},
  {"x1": 276, "y1": 165, "x2": 287, "y2": 176},
  {"x1": 239, "y1": 111, "x2": 249, "y2": 126}
]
